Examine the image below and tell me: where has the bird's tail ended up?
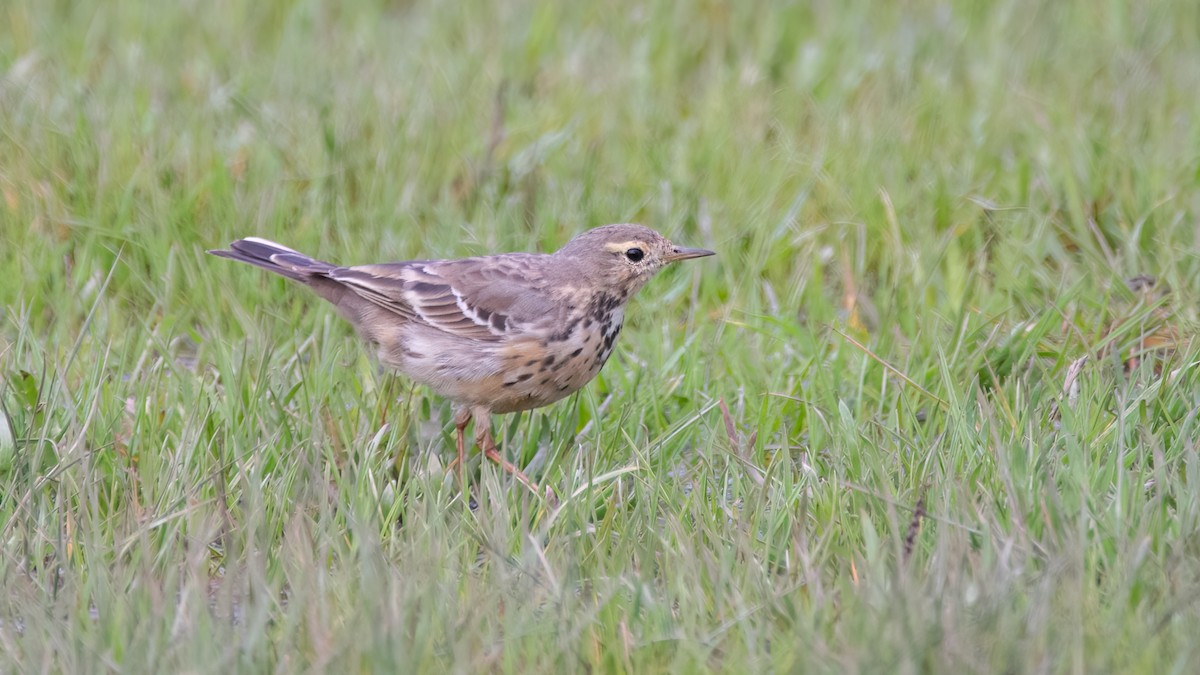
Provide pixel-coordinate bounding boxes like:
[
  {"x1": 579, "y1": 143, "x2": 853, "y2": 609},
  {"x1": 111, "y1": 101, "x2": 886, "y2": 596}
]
[{"x1": 208, "y1": 237, "x2": 336, "y2": 282}]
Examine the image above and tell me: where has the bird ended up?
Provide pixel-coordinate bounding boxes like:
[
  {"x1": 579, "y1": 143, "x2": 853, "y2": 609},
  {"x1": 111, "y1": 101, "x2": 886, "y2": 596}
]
[{"x1": 208, "y1": 224, "x2": 714, "y2": 498}]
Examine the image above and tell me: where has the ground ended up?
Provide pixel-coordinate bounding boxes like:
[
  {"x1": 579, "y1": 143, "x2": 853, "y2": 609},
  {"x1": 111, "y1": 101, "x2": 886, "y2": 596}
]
[{"x1": 3, "y1": 0, "x2": 1200, "y2": 671}]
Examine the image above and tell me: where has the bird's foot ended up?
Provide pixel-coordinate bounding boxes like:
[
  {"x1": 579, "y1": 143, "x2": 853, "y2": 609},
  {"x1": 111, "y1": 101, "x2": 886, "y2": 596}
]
[{"x1": 482, "y1": 447, "x2": 558, "y2": 505}]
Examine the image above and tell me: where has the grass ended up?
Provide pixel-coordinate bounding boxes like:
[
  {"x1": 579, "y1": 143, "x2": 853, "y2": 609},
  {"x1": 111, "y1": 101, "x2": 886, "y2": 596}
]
[{"x1": 3, "y1": 0, "x2": 1200, "y2": 671}]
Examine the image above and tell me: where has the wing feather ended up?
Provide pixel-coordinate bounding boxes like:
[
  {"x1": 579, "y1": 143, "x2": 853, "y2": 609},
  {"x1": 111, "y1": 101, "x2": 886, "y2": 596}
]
[{"x1": 326, "y1": 254, "x2": 561, "y2": 342}]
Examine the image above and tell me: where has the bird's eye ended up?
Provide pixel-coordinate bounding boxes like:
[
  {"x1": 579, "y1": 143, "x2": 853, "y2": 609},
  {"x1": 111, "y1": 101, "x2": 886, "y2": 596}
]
[{"x1": 625, "y1": 248, "x2": 645, "y2": 262}]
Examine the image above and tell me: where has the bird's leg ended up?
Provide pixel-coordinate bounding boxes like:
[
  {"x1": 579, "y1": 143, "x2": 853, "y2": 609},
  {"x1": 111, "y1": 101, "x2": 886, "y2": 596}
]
[
  {"x1": 473, "y1": 408, "x2": 555, "y2": 502},
  {"x1": 446, "y1": 406, "x2": 471, "y2": 487}
]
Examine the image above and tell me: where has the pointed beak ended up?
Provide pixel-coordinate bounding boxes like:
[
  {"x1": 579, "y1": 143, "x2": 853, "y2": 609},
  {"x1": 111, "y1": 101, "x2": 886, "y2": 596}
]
[{"x1": 664, "y1": 246, "x2": 716, "y2": 262}]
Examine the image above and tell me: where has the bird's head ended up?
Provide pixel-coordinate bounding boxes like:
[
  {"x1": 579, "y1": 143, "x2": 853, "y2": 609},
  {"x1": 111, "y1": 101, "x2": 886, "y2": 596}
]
[{"x1": 554, "y1": 223, "x2": 714, "y2": 297}]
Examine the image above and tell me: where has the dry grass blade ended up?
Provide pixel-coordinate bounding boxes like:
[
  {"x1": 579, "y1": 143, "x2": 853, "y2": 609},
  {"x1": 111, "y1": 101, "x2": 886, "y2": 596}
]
[
  {"x1": 717, "y1": 397, "x2": 765, "y2": 487},
  {"x1": 903, "y1": 490, "x2": 927, "y2": 563},
  {"x1": 832, "y1": 327, "x2": 949, "y2": 409}
]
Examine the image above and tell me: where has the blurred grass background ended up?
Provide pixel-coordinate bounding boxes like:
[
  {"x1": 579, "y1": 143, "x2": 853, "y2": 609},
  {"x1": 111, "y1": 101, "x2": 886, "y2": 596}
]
[{"x1": 3, "y1": 0, "x2": 1200, "y2": 671}]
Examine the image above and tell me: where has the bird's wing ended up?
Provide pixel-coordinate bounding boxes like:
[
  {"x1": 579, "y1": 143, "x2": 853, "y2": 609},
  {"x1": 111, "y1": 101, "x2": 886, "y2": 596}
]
[{"x1": 327, "y1": 254, "x2": 561, "y2": 342}]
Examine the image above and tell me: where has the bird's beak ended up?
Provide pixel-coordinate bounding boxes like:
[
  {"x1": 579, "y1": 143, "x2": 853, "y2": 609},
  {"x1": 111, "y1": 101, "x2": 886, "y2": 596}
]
[{"x1": 665, "y1": 246, "x2": 716, "y2": 262}]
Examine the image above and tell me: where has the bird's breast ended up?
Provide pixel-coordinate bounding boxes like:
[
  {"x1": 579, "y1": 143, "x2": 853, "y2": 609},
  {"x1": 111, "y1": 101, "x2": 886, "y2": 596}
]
[{"x1": 479, "y1": 304, "x2": 627, "y2": 413}]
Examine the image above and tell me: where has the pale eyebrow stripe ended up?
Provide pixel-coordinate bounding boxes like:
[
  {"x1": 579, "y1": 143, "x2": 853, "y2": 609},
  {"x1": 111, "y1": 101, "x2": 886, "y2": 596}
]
[{"x1": 602, "y1": 240, "x2": 647, "y2": 252}]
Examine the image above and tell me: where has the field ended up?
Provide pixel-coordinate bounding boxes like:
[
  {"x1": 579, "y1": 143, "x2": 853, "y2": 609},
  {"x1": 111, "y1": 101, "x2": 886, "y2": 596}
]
[{"x1": 3, "y1": 0, "x2": 1200, "y2": 671}]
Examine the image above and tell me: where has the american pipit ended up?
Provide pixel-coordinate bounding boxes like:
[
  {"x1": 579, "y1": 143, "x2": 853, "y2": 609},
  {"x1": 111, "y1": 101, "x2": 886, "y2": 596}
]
[{"x1": 209, "y1": 224, "x2": 714, "y2": 498}]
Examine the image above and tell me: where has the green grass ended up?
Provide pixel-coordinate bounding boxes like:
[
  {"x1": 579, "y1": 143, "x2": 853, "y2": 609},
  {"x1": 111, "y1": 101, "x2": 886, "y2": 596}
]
[{"x1": 4, "y1": 0, "x2": 1200, "y2": 671}]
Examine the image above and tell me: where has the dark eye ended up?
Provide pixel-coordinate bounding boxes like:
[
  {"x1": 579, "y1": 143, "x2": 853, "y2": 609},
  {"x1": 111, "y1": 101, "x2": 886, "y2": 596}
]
[{"x1": 625, "y1": 248, "x2": 644, "y2": 262}]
